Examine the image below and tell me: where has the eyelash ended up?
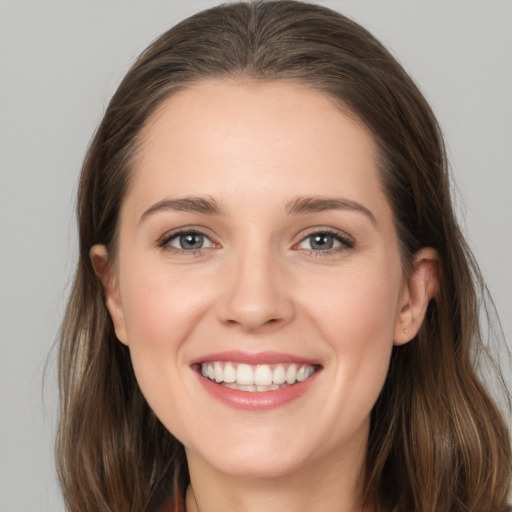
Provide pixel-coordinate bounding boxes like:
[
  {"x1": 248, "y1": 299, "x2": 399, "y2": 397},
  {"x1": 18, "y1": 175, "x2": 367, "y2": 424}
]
[
  {"x1": 157, "y1": 228, "x2": 354, "y2": 256},
  {"x1": 158, "y1": 229, "x2": 216, "y2": 255},
  {"x1": 295, "y1": 228, "x2": 355, "y2": 256}
]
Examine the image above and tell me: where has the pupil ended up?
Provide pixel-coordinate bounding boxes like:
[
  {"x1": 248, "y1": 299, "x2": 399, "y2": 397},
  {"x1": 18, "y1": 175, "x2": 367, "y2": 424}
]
[
  {"x1": 180, "y1": 233, "x2": 203, "y2": 249},
  {"x1": 311, "y1": 234, "x2": 333, "y2": 250}
]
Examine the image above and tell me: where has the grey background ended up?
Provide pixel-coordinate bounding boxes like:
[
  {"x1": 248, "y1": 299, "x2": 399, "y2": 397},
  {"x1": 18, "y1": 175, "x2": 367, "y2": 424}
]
[{"x1": 1, "y1": 1, "x2": 510, "y2": 510}]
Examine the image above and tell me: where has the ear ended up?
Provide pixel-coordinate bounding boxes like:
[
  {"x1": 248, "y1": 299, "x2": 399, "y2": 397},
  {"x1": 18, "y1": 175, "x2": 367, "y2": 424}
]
[
  {"x1": 90, "y1": 244, "x2": 128, "y2": 345},
  {"x1": 394, "y1": 248, "x2": 440, "y2": 346}
]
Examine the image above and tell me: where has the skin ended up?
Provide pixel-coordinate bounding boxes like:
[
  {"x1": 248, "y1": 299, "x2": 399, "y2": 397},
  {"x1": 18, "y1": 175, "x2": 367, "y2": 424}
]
[{"x1": 92, "y1": 80, "x2": 438, "y2": 512}]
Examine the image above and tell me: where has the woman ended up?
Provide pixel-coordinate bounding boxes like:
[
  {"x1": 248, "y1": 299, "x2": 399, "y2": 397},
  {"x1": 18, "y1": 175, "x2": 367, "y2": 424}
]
[{"x1": 56, "y1": 1, "x2": 511, "y2": 511}]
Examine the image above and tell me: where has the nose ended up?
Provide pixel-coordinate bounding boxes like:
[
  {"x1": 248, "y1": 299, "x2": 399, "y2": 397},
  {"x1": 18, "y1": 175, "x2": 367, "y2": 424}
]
[{"x1": 216, "y1": 247, "x2": 295, "y2": 333}]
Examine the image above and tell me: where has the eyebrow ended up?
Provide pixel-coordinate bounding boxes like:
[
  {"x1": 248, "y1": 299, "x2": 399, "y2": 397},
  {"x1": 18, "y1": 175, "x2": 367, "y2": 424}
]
[
  {"x1": 139, "y1": 194, "x2": 376, "y2": 225},
  {"x1": 140, "y1": 195, "x2": 225, "y2": 222},
  {"x1": 285, "y1": 195, "x2": 376, "y2": 225}
]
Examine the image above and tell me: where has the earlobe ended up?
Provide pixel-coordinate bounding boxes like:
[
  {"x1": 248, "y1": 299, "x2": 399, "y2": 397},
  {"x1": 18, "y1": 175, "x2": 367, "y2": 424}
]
[
  {"x1": 90, "y1": 244, "x2": 129, "y2": 345},
  {"x1": 394, "y1": 247, "x2": 440, "y2": 346}
]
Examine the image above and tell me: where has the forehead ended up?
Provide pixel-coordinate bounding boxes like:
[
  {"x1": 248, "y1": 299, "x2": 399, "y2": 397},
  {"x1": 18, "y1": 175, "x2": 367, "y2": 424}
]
[{"x1": 125, "y1": 80, "x2": 386, "y2": 218}]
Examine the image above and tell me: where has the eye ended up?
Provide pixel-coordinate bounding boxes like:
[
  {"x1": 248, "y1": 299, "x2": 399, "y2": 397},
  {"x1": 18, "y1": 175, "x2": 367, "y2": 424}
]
[
  {"x1": 159, "y1": 230, "x2": 215, "y2": 252},
  {"x1": 296, "y1": 230, "x2": 354, "y2": 252}
]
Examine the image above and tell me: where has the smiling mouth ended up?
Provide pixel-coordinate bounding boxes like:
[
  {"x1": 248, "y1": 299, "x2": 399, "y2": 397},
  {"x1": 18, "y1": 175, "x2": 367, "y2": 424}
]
[{"x1": 198, "y1": 362, "x2": 319, "y2": 392}]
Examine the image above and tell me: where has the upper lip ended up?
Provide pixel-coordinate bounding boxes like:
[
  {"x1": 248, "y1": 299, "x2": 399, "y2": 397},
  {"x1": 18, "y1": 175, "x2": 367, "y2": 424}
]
[{"x1": 190, "y1": 350, "x2": 321, "y2": 366}]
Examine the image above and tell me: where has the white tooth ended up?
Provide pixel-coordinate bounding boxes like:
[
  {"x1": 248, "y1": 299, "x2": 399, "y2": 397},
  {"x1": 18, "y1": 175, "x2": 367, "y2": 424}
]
[
  {"x1": 201, "y1": 364, "x2": 208, "y2": 377},
  {"x1": 296, "y1": 365, "x2": 308, "y2": 382},
  {"x1": 239, "y1": 384, "x2": 256, "y2": 392},
  {"x1": 256, "y1": 385, "x2": 270, "y2": 391},
  {"x1": 254, "y1": 365, "x2": 273, "y2": 385},
  {"x1": 286, "y1": 364, "x2": 297, "y2": 384},
  {"x1": 214, "y1": 362, "x2": 223, "y2": 382},
  {"x1": 269, "y1": 384, "x2": 279, "y2": 391},
  {"x1": 224, "y1": 383, "x2": 238, "y2": 389},
  {"x1": 207, "y1": 364, "x2": 215, "y2": 380},
  {"x1": 273, "y1": 364, "x2": 286, "y2": 385},
  {"x1": 236, "y1": 363, "x2": 254, "y2": 385},
  {"x1": 223, "y1": 363, "x2": 236, "y2": 383},
  {"x1": 307, "y1": 366, "x2": 315, "y2": 377}
]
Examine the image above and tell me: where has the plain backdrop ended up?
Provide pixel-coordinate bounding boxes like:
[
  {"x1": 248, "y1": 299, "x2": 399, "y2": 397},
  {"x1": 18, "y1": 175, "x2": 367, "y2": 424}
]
[{"x1": 0, "y1": 1, "x2": 511, "y2": 510}]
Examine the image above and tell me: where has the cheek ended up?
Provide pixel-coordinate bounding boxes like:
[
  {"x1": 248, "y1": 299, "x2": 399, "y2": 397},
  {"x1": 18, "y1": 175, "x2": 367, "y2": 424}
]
[
  {"x1": 115, "y1": 253, "x2": 224, "y2": 417},
  {"x1": 304, "y1": 263, "x2": 401, "y2": 421},
  {"x1": 114, "y1": 259, "x2": 196, "y2": 396},
  {"x1": 306, "y1": 261, "x2": 402, "y2": 344},
  {"x1": 119, "y1": 259, "x2": 206, "y2": 351},
  {"x1": 117, "y1": 265, "x2": 204, "y2": 438}
]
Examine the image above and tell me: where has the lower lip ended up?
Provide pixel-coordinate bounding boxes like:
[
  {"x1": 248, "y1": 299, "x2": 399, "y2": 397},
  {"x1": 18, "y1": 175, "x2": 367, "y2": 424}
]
[{"x1": 195, "y1": 370, "x2": 319, "y2": 411}]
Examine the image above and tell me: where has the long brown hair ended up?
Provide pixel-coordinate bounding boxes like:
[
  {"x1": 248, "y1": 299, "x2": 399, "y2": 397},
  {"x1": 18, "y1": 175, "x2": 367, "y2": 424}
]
[{"x1": 56, "y1": 2, "x2": 511, "y2": 511}]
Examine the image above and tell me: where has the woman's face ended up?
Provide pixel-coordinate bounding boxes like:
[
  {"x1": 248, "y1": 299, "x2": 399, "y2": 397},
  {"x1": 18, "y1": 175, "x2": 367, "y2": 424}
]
[{"x1": 95, "y1": 80, "x2": 428, "y2": 479}]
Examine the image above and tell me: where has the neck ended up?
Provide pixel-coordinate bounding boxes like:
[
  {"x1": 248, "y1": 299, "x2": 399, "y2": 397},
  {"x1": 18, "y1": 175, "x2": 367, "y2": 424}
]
[{"x1": 184, "y1": 441, "x2": 368, "y2": 512}]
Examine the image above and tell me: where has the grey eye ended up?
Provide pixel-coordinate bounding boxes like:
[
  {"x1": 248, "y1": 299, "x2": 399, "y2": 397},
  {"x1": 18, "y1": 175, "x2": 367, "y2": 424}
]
[
  {"x1": 298, "y1": 233, "x2": 342, "y2": 251},
  {"x1": 168, "y1": 232, "x2": 213, "y2": 250}
]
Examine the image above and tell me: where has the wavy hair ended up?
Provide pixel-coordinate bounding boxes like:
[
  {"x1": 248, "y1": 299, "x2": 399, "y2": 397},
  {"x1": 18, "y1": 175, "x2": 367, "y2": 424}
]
[{"x1": 56, "y1": 2, "x2": 511, "y2": 511}]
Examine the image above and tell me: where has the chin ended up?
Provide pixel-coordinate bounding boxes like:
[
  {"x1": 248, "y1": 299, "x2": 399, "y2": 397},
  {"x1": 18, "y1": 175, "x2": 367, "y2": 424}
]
[
  {"x1": 184, "y1": 424, "x2": 329, "y2": 480},
  {"x1": 200, "y1": 449, "x2": 309, "y2": 479}
]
